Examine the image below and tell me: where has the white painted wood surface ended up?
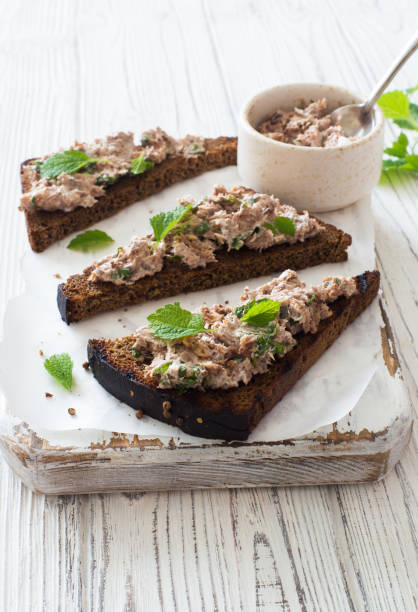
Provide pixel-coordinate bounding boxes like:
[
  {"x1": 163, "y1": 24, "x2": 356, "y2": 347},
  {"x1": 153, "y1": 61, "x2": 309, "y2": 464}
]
[{"x1": 0, "y1": 1, "x2": 416, "y2": 610}]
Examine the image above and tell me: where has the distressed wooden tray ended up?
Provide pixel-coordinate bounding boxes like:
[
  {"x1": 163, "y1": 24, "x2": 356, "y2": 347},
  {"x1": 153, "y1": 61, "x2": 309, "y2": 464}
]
[{"x1": 0, "y1": 300, "x2": 412, "y2": 494}]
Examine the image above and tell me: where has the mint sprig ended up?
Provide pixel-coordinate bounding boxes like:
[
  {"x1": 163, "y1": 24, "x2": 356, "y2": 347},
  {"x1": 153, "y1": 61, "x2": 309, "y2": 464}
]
[
  {"x1": 240, "y1": 299, "x2": 281, "y2": 327},
  {"x1": 378, "y1": 86, "x2": 418, "y2": 177},
  {"x1": 40, "y1": 150, "x2": 105, "y2": 179},
  {"x1": 264, "y1": 216, "x2": 295, "y2": 237},
  {"x1": 67, "y1": 229, "x2": 114, "y2": 252},
  {"x1": 147, "y1": 302, "x2": 211, "y2": 340},
  {"x1": 150, "y1": 204, "x2": 193, "y2": 242},
  {"x1": 44, "y1": 353, "x2": 73, "y2": 391},
  {"x1": 131, "y1": 153, "x2": 154, "y2": 175}
]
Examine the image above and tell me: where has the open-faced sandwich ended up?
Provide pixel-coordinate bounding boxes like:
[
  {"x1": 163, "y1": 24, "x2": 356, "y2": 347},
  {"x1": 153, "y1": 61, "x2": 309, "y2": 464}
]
[
  {"x1": 58, "y1": 184, "x2": 351, "y2": 322},
  {"x1": 19, "y1": 128, "x2": 237, "y2": 252},
  {"x1": 88, "y1": 268, "x2": 380, "y2": 441}
]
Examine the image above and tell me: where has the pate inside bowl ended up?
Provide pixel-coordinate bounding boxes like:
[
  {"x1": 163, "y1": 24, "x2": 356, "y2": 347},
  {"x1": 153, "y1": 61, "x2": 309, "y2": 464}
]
[{"x1": 238, "y1": 83, "x2": 385, "y2": 212}]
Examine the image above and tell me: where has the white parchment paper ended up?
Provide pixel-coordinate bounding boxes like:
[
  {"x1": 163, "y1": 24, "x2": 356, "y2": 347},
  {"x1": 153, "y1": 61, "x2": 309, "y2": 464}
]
[{"x1": 0, "y1": 166, "x2": 379, "y2": 442}]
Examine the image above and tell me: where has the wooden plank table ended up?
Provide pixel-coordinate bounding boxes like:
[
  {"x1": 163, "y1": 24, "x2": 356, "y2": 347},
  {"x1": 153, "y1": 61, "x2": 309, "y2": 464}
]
[{"x1": 0, "y1": 1, "x2": 416, "y2": 609}]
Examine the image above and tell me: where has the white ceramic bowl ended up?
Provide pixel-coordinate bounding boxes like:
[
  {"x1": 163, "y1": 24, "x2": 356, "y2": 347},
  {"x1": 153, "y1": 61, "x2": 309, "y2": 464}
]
[{"x1": 238, "y1": 83, "x2": 385, "y2": 212}]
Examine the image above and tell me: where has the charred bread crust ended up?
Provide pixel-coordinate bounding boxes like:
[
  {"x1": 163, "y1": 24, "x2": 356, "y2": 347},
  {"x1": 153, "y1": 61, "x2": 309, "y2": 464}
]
[
  {"x1": 58, "y1": 219, "x2": 351, "y2": 323},
  {"x1": 21, "y1": 136, "x2": 237, "y2": 252},
  {"x1": 87, "y1": 271, "x2": 379, "y2": 441}
]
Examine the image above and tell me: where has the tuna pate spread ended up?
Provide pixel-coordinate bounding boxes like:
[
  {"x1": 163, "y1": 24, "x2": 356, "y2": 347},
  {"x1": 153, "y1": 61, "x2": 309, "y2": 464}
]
[
  {"x1": 257, "y1": 98, "x2": 354, "y2": 148},
  {"x1": 20, "y1": 129, "x2": 206, "y2": 213},
  {"x1": 132, "y1": 270, "x2": 357, "y2": 391},
  {"x1": 87, "y1": 185, "x2": 322, "y2": 285}
]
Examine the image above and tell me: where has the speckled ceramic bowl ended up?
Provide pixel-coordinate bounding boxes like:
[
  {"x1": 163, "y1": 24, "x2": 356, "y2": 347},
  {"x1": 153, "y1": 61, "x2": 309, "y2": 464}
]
[{"x1": 238, "y1": 83, "x2": 385, "y2": 212}]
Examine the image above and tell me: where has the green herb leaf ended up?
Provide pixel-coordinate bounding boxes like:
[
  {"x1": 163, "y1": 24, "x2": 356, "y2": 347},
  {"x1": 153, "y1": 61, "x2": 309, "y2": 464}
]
[
  {"x1": 188, "y1": 143, "x2": 205, "y2": 155},
  {"x1": 44, "y1": 353, "x2": 73, "y2": 391},
  {"x1": 378, "y1": 90, "x2": 410, "y2": 120},
  {"x1": 131, "y1": 348, "x2": 141, "y2": 358},
  {"x1": 67, "y1": 229, "x2": 114, "y2": 252},
  {"x1": 148, "y1": 302, "x2": 211, "y2": 340},
  {"x1": 154, "y1": 361, "x2": 172, "y2": 375},
  {"x1": 150, "y1": 204, "x2": 193, "y2": 242},
  {"x1": 393, "y1": 118, "x2": 417, "y2": 130},
  {"x1": 401, "y1": 154, "x2": 418, "y2": 172},
  {"x1": 384, "y1": 132, "x2": 409, "y2": 158},
  {"x1": 264, "y1": 216, "x2": 295, "y2": 237},
  {"x1": 118, "y1": 268, "x2": 132, "y2": 280},
  {"x1": 195, "y1": 219, "x2": 211, "y2": 236},
  {"x1": 40, "y1": 150, "x2": 104, "y2": 179},
  {"x1": 382, "y1": 159, "x2": 407, "y2": 172},
  {"x1": 131, "y1": 153, "x2": 154, "y2": 175},
  {"x1": 241, "y1": 299, "x2": 281, "y2": 327}
]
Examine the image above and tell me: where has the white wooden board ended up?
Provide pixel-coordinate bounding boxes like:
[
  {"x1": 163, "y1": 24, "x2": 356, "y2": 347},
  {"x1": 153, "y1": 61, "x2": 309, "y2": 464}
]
[{"x1": 0, "y1": 1, "x2": 417, "y2": 610}]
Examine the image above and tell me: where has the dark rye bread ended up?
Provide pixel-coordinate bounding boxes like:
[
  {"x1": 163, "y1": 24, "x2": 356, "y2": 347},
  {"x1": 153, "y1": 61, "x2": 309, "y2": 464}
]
[
  {"x1": 58, "y1": 219, "x2": 351, "y2": 323},
  {"x1": 21, "y1": 136, "x2": 237, "y2": 252},
  {"x1": 87, "y1": 270, "x2": 379, "y2": 441}
]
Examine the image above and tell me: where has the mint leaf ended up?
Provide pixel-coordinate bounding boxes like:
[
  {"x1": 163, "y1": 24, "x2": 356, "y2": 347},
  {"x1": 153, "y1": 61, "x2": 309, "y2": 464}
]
[
  {"x1": 148, "y1": 302, "x2": 210, "y2": 340},
  {"x1": 264, "y1": 216, "x2": 295, "y2": 237},
  {"x1": 44, "y1": 353, "x2": 73, "y2": 391},
  {"x1": 401, "y1": 154, "x2": 418, "y2": 172},
  {"x1": 382, "y1": 159, "x2": 406, "y2": 172},
  {"x1": 378, "y1": 90, "x2": 410, "y2": 120},
  {"x1": 131, "y1": 153, "x2": 154, "y2": 175},
  {"x1": 384, "y1": 132, "x2": 409, "y2": 158},
  {"x1": 40, "y1": 150, "x2": 104, "y2": 179},
  {"x1": 393, "y1": 118, "x2": 417, "y2": 130},
  {"x1": 67, "y1": 229, "x2": 114, "y2": 252},
  {"x1": 410, "y1": 103, "x2": 418, "y2": 124},
  {"x1": 150, "y1": 204, "x2": 193, "y2": 242},
  {"x1": 241, "y1": 299, "x2": 281, "y2": 326}
]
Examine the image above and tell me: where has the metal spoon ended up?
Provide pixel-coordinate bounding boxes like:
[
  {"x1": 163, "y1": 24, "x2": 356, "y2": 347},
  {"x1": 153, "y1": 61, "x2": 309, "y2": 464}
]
[{"x1": 331, "y1": 31, "x2": 418, "y2": 139}]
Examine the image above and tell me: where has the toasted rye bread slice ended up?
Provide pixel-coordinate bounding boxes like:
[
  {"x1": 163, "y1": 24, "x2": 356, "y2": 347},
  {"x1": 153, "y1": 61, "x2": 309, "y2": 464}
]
[
  {"x1": 58, "y1": 219, "x2": 351, "y2": 323},
  {"x1": 21, "y1": 136, "x2": 237, "y2": 252},
  {"x1": 87, "y1": 270, "x2": 379, "y2": 441}
]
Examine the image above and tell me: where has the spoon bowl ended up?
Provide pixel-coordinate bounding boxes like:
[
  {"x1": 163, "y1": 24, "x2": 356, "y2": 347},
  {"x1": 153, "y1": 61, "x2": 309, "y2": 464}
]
[{"x1": 331, "y1": 104, "x2": 375, "y2": 139}]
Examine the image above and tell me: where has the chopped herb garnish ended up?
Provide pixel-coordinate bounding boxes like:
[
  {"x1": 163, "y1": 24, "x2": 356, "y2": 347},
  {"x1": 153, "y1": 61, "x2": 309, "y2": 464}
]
[
  {"x1": 188, "y1": 143, "x2": 205, "y2": 155},
  {"x1": 141, "y1": 134, "x2": 150, "y2": 146},
  {"x1": 154, "y1": 361, "x2": 172, "y2": 375},
  {"x1": 147, "y1": 302, "x2": 212, "y2": 340},
  {"x1": 40, "y1": 150, "x2": 105, "y2": 180},
  {"x1": 118, "y1": 268, "x2": 132, "y2": 280},
  {"x1": 306, "y1": 294, "x2": 315, "y2": 304},
  {"x1": 264, "y1": 216, "x2": 296, "y2": 236},
  {"x1": 67, "y1": 229, "x2": 114, "y2": 252},
  {"x1": 150, "y1": 204, "x2": 193, "y2": 242},
  {"x1": 43, "y1": 353, "x2": 73, "y2": 391},
  {"x1": 195, "y1": 219, "x2": 211, "y2": 236},
  {"x1": 96, "y1": 174, "x2": 116, "y2": 185},
  {"x1": 131, "y1": 153, "x2": 154, "y2": 175},
  {"x1": 131, "y1": 348, "x2": 141, "y2": 358}
]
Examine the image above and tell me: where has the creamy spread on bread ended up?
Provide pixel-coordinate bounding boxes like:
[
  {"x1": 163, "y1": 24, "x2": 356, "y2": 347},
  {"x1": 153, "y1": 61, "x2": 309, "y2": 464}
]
[
  {"x1": 87, "y1": 185, "x2": 322, "y2": 284},
  {"x1": 20, "y1": 129, "x2": 206, "y2": 212},
  {"x1": 257, "y1": 98, "x2": 355, "y2": 148},
  {"x1": 132, "y1": 270, "x2": 357, "y2": 391}
]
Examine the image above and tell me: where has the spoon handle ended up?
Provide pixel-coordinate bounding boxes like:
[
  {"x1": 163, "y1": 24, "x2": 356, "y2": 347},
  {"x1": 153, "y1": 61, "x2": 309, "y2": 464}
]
[{"x1": 364, "y1": 30, "x2": 418, "y2": 114}]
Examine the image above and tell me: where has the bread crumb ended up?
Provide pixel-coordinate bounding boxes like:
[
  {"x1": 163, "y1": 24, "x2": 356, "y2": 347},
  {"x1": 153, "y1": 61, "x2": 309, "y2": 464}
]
[
  {"x1": 168, "y1": 438, "x2": 175, "y2": 449},
  {"x1": 176, "y1": 417, "x2": 184, "y2": 425},
  {"x1": 196, "y1": 417, "x2": 203, "y2": 424},
  {"x1": 39, "y1": 349, "x2": 44, "y2": 356},
  {"x1": 124, "y1": 308, "x2": 128, "y2": 312},
  {"x1": 68, "y1": 408, "x2": 76, "y2": 416},
  {"x1": 54, "y1": 273, "x2": 61, "y2": 279},
  {"x1": 130, "y1": 390, "x2": 134, "y2": 397},
  {"x1": 45, "y1": 392, "x2": 53, "y2": 398},
  {"x1": 82, "y1": 361, "x2": 90, "y2": 370},
  {"x1": 135, "y1": 409, "x2": 143, "y2": 419},
  {"x1": 118, "y1": 318, "x2": 122, "y2": 322},
  {"x1": 225, "y1": 300, "x2": 229, "y2": 304},
  {"x1": 162, "y1": 401, "x2": 172, "y2": 419}
]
